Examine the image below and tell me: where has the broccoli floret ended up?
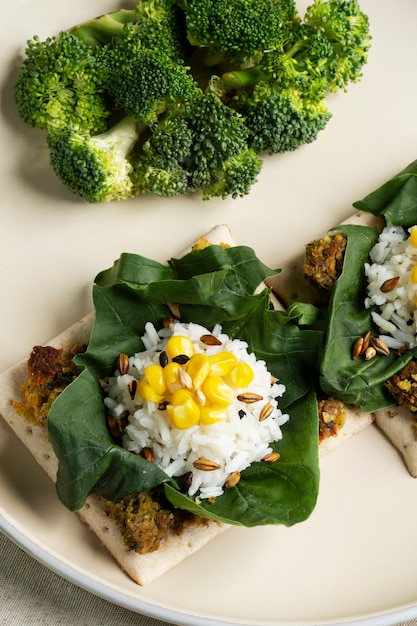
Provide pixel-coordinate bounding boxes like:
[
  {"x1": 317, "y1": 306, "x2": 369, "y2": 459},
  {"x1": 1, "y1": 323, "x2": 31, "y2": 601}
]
[
  {"x1": 71, "y1": 1, "x2": 188, "y2": 62},
  {"x1": 230, "y1": 82, "x2": 331, "y2": 154},
  {"x1": 13, "y1": 0, "x2": 371, "y2": 203},
  {"x1": 304, "y1": 0, "x2": 371, "y2": 90},
  {"x1": 131, "y1": 116, "x2": 193, "y2": 197},
  {"x1": 105, "y1": 27, "x2": 199, "y2": 123},
  {"x1": 69, "y1": 2, "x2": 198, "y2": 125},
  {"x1": 14, "y1": 31, "x2": 111, "y2": 134},
  {"x1": 132, "y1": 92, "x2": 262, "y2": 199},
  {"x1": 215, "y1": 1, "x2": 370, "y2": 155},
  {"x1": 221, "y1": 23, "x2": 338, "y2": 103},
  {"x1": 134, "y1": 0, "x2": 191, "y2": 61},
  {"x1": 47, "y1": 116, "x2": 139, "y2": 203},
  {"x1": 177, "y1": 0, "x2": 299, "y2": 65}
]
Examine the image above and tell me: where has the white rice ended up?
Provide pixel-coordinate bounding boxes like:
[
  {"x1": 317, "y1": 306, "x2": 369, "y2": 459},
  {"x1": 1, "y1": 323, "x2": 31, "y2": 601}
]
[
  {"x1": 365, "y1": 223, "x2": 417, "y2": 349},
  {"x1": 104, "y1": 321, "x2": 288, "y2": 500}
]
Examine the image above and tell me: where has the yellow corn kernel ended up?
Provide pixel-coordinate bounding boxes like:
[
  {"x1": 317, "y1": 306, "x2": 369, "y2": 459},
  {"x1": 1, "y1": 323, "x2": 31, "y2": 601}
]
[
  {"x1": 201, "y1": 375, "x2": 234, "y2": 407},
  {"x1": 144, "y1": 364, "x2": 167, "y2": 396},
  {"x1": 199, "y1": 406, "x2": 227, "y2": 425},
  {"x1": 186, "y1": 353, "x2": 210, "y2": 389},
  {"x1": 411, "y1": 263, "x2": 417, "y2": 284},
  {"x1": 165, "y1": 335, "x2": 194, "y2": 360},
  {"x1": 137, "y1": 378, "x2": 164, "y2": 403},
  {"x1": 209, "y1": 351, "x2": 238, "y2": 377},
  {"x1": 166, "y1": 388, "x2": 200, "y2": 429},
  {"x1": 227, "y1": 362, "x2": 254, "y2": 388},
  {"x1": 163, "y1": 361, "x2": 182, "y2": 393},
  {"x1": 410, "y1": 226, "x2": 417, "y2": 248}
]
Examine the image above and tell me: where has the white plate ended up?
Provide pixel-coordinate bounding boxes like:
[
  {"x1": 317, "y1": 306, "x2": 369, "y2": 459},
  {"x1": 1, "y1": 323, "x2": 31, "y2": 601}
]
[{"x1": 1, "y1": 1, "x2": 417, "y2": 624}]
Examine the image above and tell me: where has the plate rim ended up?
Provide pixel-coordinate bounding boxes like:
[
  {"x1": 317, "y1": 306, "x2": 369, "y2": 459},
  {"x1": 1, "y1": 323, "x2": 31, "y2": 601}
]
[{"x1": 2, "y1": 507, "x2": 417, "y2": 626}]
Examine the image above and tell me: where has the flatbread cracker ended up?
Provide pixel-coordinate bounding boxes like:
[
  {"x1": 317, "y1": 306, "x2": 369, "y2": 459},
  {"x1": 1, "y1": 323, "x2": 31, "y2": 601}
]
[
  {"x1": 374, "y1": 407, "x2": 417, "y2": 478},
  {"x1": 319, "y1": 404, "x2": 374, "y2": 456}
]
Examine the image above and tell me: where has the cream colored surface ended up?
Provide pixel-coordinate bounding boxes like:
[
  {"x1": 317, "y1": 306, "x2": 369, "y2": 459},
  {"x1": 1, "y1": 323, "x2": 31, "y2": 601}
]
[{"x1": 2, "y1": 0, "x2": 417, "y2": 624}]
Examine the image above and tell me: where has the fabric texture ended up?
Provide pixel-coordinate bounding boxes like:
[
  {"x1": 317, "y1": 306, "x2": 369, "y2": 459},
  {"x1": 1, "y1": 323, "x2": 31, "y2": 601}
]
[
  {"x1": 1, "y1": 530, "x2": 416, "y2": 626},
  {"x1": 0, "y1": 532, "x2": 167, "y2": 626}
]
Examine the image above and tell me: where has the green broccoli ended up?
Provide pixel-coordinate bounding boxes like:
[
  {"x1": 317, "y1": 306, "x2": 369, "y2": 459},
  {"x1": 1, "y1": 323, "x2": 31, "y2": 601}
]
[
  {"x1": 304, "y1": 0, "x2": 371, "y2": 91},
  {"x1": 228, "y1": 82, "x2": 331, "y2": 154},
  {"x1": 70, "y1": 3, "x2": 198, "y2": 125},
  {"x1": 104, "y1": 25, "x2": 199, "y2": 123},
  {"x1": 221, "y1": 23, "x2": 338, "y2": 102},
  {"x1": 70, "y1": 0, "x2": 188, "y2": 62},
  {"x1": 132, "y1": 92, "x2": 262, "y2": 200},
  {"x1": 215, "y1": 0, "x2": 370, "y2": 154},
  {"x1": 47, "y1": 116, "x2": 139, "y2": 203},
  {"x1": 13, "y1": 0, "x2": 371, "y2": 203},
  {"x1": 176, "y1": 0, "x2": 299, "y2": 65},
  {"x1": 14, "y1": 31, "x2": 111, "y2": 134},
  {"x1": 69, "y1": 9, "x2": 137, "y2": 47}
]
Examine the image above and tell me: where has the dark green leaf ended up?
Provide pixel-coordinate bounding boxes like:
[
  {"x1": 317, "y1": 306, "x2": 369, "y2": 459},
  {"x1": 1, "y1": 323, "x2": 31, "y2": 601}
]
[
  {"x1": 47, "y1": 245, "x2": 321, "y2": 524},
  {"x1": 164, "y1": 388, "x2": 320, "y2": 526},
  {"x1": 319, "y1": 224, "x2": 417, "y2": 410},
  {"x1": 48, "y1": 368, "x2": 173, "y2": 511},
  {"x1": 353, "y1": 159, "x2": 417, "y2": 226}
]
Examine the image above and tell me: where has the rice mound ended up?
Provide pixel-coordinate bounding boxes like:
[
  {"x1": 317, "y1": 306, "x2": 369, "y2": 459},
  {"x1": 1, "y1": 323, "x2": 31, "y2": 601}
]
[
  {"x1": 365, "y1": 223, "x2": 417, "y2": 349},
  {"x1": 104, "y1": 321, "x2": 288, "y2": 500}
]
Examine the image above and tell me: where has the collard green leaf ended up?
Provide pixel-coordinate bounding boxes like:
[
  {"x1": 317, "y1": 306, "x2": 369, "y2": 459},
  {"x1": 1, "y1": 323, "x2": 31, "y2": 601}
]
[
  {"x1": 47, "y1": 245, "x2": 321, "y2": 524},
  {"x1": 353, "y1": 159, "x2": 417, "y2": 226}
]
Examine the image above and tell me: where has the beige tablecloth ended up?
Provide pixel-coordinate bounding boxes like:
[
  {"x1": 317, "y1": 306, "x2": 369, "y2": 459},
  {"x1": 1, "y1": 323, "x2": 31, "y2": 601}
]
[{"x1": 0, "y1": 530, "x2": 416, "y2": 626}]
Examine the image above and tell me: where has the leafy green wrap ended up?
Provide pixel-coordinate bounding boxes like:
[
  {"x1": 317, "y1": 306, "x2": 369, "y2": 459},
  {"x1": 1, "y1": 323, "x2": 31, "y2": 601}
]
[
  {"x1": 353, "y1": 159, "x2": 417, "y2": 227},
  {"x1": 320, "y1": 160, "x2": 417, "y2": 410},
  {"x1": 47, "y1": 244, "x2": 322, "y2": 527}
]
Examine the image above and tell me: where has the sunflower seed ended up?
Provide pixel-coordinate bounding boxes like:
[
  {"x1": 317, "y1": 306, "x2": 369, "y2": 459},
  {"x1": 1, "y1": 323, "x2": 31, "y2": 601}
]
[
  {"x1": 127, "y1": 379, "x2": 137, "y2": 400},
  {"x1": 261, "y1": 451, "x2": 280, "y2": 463},
  {"x1": 141, "y1": 447, "x2": 155, "y2": 463},
  {"x1": 117, "y1": 353, "x2": 130, "y2": 375},
  {"x1": 259, "y1": 402, "x2": 274, "y2": 421},
  {"x1": 352, "y1": 337, "x2": 364, "y2": 360},
  {"x1": 193, "y1": 458, "x2": 221, "y2": 471},
  {"x1": 369, "y1": 336, "x2": 390, "y2": 356},
  {"x1": 237, "y1": 392, "x2": 263, "y2": 403},
  {"x1": 380, "y1": 276, "x2": 400, "y2": 293},
  {"x1": 200, "y1": 334, "x2": 222, "y2": 346},
  {"x1": 225, "y1": 471, "x2": 241, "y2": 488}
]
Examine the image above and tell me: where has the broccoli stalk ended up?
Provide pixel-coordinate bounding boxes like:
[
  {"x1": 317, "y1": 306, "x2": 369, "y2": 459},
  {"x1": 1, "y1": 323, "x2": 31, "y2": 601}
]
[
  {"x1": 69, "y1": 9, "x2": 137, "y2": 47},
  {"x1": 47, "y1": 116, "x2": 139, "y2": 203},
  {"x1": 70, "y1": 0, "x2": 188, "y2": 61}
]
